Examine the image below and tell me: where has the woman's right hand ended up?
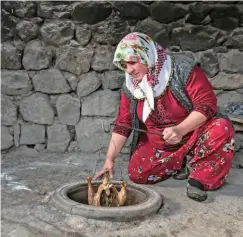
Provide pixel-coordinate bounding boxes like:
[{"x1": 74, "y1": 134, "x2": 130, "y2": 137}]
[{"x1": 93, "y1": 159, "x2": 114, "y2": 180}]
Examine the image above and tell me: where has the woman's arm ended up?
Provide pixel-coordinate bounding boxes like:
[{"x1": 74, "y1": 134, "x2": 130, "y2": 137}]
[
  {"x1": 175, "y1": 111, "x2": 207, "y2": 136},
  {"x1": 94, "y1": 92, "x2": 132, "y2": 179},
  {"x1": 106, "y1": 132, "x2": 128, "y2": 162},
  {"x1": 163, "y1": 66, "x2": 217, "y2": 144},
  {"x1": 94, "y1": 133, "x2": 127, "y2": 179}
]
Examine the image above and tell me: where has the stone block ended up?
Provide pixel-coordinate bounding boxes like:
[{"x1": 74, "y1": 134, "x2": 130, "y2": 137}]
[
  {"x1": 1, "y1": 126, "x2": 14, "y2": 150},
  {"x1": 77, "y1": 72, "x2": 102, "y2": 98},
  {"x1": 75, "y1": 117, "x2": 114, "y2": 152},
  {"x1": 82, "y1": 90, "x2": 120, "y2": 117},
  {"x1": 56, "y1": 94, "x2": 81, "y2": 125},
  {"x1": 47, "y1": 124, "x2": 71, "y2": 152},
  {"x1": 1, "y1": 42, "x2": 22, "y2": 70},
  {"x1": 1, "y1": 70, "x2": 32, "y2": 96},
  {"x1": 19, "y1": 93, "x2": 54, "y2": 125},
  {"x1": 20, "y1": 124, "x2": 45, "y2": 145},
  {"x1": 22, "y1": 39, "x2": 54, "y2": 70},
  {"x1": 32, "y1": 69, "x2": 71, "y2": 94},
  {"x1": 1, "y1": 95, "x2": 17, "y2": 126}
]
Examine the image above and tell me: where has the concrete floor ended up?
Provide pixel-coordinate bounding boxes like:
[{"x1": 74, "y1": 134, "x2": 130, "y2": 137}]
[{"x1": 1, "y1": 146, "x2": 243, "y2": 237}]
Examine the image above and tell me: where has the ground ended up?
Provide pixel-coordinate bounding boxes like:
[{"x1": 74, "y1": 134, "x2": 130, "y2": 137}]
[{"x1": 1, "y1": 146, "x2": 243, "y2": 237}]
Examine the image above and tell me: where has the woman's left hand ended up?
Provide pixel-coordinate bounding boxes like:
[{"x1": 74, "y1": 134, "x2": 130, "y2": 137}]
[{"x1": 162, "y1": 126, "x2": 183, "y2": 144}]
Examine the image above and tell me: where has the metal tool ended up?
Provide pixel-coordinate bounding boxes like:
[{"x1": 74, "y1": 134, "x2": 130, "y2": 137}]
[{"x1": 108, "y1": 122, "x2": 162, "y2": 137}]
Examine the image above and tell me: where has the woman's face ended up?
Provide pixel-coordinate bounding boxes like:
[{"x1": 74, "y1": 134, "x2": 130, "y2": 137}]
[{"x1": 121, "y1": 62, "x2": 148, "y2": 83}]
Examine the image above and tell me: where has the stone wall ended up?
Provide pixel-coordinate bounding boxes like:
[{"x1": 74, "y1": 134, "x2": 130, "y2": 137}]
[{"x1": 1, "y1": 1, "x2": 243, "y2": 153}]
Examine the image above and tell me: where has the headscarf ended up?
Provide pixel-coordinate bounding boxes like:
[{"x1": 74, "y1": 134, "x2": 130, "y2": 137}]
[{"x1": 113, "y1": 32, "x2": 172, "y2": 122}]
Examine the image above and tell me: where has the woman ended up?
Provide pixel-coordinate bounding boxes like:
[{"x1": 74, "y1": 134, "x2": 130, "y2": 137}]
[{"x1": 94, "y1": 32, "x2": 234, "y2": 202}]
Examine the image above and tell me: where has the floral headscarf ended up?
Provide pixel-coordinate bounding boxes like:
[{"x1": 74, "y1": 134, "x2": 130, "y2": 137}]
[
  {"x1": 113, "y1": 32, "x2": 167, "y2": 88},
  {"x1": 113, "y1": 32, "x2": 171, "y2": 122}
]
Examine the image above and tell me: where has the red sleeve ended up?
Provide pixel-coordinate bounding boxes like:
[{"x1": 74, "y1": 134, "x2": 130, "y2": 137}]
[
  {"x1": 185, "y1": 66, "x2": 217, "y2": 119},
  {"x1": 112, "y1": 92, "x2": 132, "y2": 138}
]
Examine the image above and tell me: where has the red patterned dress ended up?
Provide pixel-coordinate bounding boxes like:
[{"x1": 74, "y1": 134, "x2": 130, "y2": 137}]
[{"x1": 113, "y1": 66, "x2": 235, "y2": 190}]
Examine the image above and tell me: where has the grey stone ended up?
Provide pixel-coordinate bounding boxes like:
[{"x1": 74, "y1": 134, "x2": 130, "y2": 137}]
[
  {"x1": 47, "y1": 124, "x2": 71, "y2": 152},
  {"x1": 1, "y1": 70, "x2": 32, "y2": 96},
  {"x1": 239, "y1": 5, "x2": 243, "y2": 27},
  {"x1": 2, "y1": 1, "x2": 36, "y2": 18},
  {"x1": 38, "y1": 2, "x2": 73, "y2": 19},
  {"x1": 70, "y1": 40, "x2": 80, "y2": 47},
  {"x1": 20, "y1": 124, "x2": 45, "y2": 145},
  {"x1": 151, "y1": 2, "x2": 188, "y2": 24},
  {"x1": 71, "y1": 2, "x2": 112, "y2": 24},
  {"x1": 169, "y1": 51, "x2": 196, "y2": 61},
  {"x1": 169, "y1": 18, "x2": 186, "y2": 29},
  {"x1": 40, "y1": 20, "x2": 75, "y2": 46},
  {"x1": 14, "y1": 122, "x2": 21, "y2": 148},
  {"x1": 1, "y1": 95, "x2": 17, "y2": 126},
  {"x1": 19, "y1": 93, "x2": 54, "y2": 125},
  {"x1": 91, "y1": 45, "x2": 116, "y2": 72},
  {"x1": 1, "y1": 9, "x2": 19, "y2": 41},
  {"x1": 219, "y1": 50, "x2": 243, "y2": 74},
  {"x1": 56, "y1": 45, "x2": 94, "y2": 75},
  {"x1": 82, "y1": 90, "x2": 120, "y2": 117},
  {"x1": 92, "y1": 16, "x2": 131, "y2": 46},
  {"x1": 13, "y1": 39, "x2": 26, "y2": 51},
  {"x1": 102, "y1": 71, "x2": 125, "y2": 90},
  {"x1": 51, "y1": 4, "x2": 73, "y2": 19},
  {"x1": 232, "y1": 150, "x2": 243, "y2": 167},
  {"x1": 34, "y1": 143, "x2": 46, "y2": 152},
  {"x1": 225, "y1": 104, "x2": 243, "y2": 118},
  {"x1": 1, "y1": 42, "x2": 22, "y2": 70},
  {"x1": 62, "y1": 72, "x2": 79, "y2": 91},
  {"x1": 171, "y1": 25, "x2": 226, "y2": 52},
  {"x1": 237, "y1": 88, "x2": 243, "y2": 94},
  {"x1": 49, "y1": 95, "x2": 59, "y2": 113},
  {"x1": 186, "y1": 2, "x2": 212, "y2": 25},
  {"x1": 16, "y1": 20, "x2": 38, "y2": 42},
  {"x1": 217, "y1": 91, "x2": 243, "y2": 112},
  {"x1": 75, "y1": 117, "x2": 113, "y2": 152},
  {"x1": 214, "y1": 90, "x2": 223, "y2": 96},
  {"x1": 112, "y1": 2, "x2": 149, "y2": 20},
  {"x1": 134, "y1": 18, "x2": 171, "y2": 49},
  {"x1": 32, "y1": 69, "x2": 71, "y2": 94},
  {"x1": 22, "y1": 40, "x2": 54, "y2": 70},
  {"x1": 37, "y1": 2, "x2": 53, "y2": 18},
  {"x1": 4, "y1": 224, "x2": 31, "y2": 237},
  {"x1": 1, "y1": 126, "x2": 14, "y2": 150},
  {"x1": 224, "y1": 28, "x2": 243, "y2": 50},
  {"x1": 56, "y1": 95, "x2": 81, "y2": 125},
  {"x1": 77, "y1": 72, "x2": 102, "y2": 98},
  {"x1": 195, "y1": 51, "x2": 219, "y2": 78},
  {"x1": 67, "y1": 141, "x2": 79, "y2": 152},
  {"x1": 211, "y1": 73, "x2": 243, "y2": 90},
  {"x1": 6, "y1": 145, "x2": 39, "y2": 157},
  {"x1": 201, "y1": 15, "x2": 211, "y2": 25},
  {"x1": 235, "y1": 132, "x2": 243, "y2": 152},
  {"x1": 75, "y1": 25, "x2": 92, "y2": 46},
  {"x1": 210, "y1": 4, "x2": 239, "y2": 31},
  {"x1": 233, "y1": 123, "x2": 243, "y2": 132},
  {"x1": 213, "y1": 46, "x2": 228, "y2": 53},
  {"x1": 31, "y1": 17, "x2": 44, "y2": 25}
]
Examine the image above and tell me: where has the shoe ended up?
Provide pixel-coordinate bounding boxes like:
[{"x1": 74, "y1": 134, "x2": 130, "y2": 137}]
[
  {"x1": 186, "y1": 184, "x2": 207, "y2": 202},
  {"x1": 173, "y1": 166, "x2": 190, "y2": 180}
]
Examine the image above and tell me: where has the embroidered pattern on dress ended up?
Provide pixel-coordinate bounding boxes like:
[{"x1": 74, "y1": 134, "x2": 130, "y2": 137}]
[
  {"x1": 194, "y1": 105, "x2": 215, "y2": 118},
  {"x1": 148, "y1": 97, "x2": 172, "y2": 125},
  {"x1": 113, "y1": 126, "x2": 131, "y2": 137}
]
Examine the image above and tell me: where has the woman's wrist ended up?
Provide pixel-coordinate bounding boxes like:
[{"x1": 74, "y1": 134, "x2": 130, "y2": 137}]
[
  {"x1": 105, "y1": 156, "x2": 115, "y2": 162},
  {"x1": 175, "y1": 124, "x2": 188, "y2": 137}
]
